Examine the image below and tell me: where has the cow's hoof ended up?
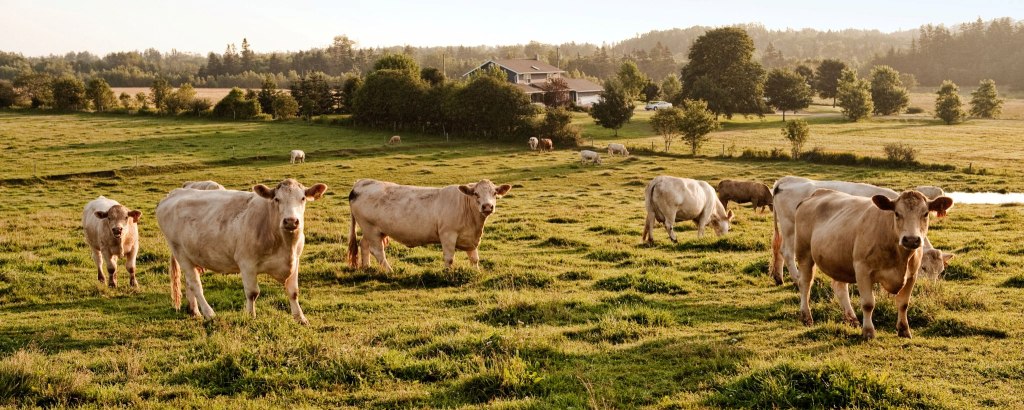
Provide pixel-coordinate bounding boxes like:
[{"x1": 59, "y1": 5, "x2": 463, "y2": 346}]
[
  {"x1": 862, "y1": 328, "x2": 876, "y2": 340},
  {"x1": 296, "y1": 316, "x2": 310, "y2": 326},
  {"x1": 801, "y1": 314, "x2": 814, "y2": 327},
  {"x1": 107, "y1": 281, "x2": 117, "y2": 288},
  {"x1": 130, "y1": 280, "x2": 139, "y2": 289},
  {"x1": 898, "y1": 326, "x2": 913, "y2": 339},
  {"x1": 845, "y1": 317, "x2": 861, "y2": 328},
  {"x1": 773, "y1": 276, "x2": 783, "y2": 286}
]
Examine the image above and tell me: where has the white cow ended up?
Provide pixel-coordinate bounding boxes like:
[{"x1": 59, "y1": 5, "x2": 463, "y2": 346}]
[
  {"x1": 528, "y1": 137, "x2": 539, "y2": 150},
  {"x1": 156, "y1": 179, "x2": 328, "y2": 324},
  {"x1": 607, "y1": 143, "x2": 629, "y2": 156},
  {"x1": 771, "y1": 176, "x2": 951, "y2": 285},
  {"x1": 83, "y1": 197, "x2": 142, "y2": 288},
  {"x1": 642, "y1": 176, "x2": 734, "y2": 243},
  {"x1": 347, "y1": 179, "x2": 511, "y2": 272},
  {"x1": 388, "y1": 135, "x2": 402, "y2": 145},
  {"x1": 580, "y1": 150, "x2": 602, "y2": 165},
  {"x1": 290, "y1": 150, "x2": 305, "y2": 164},
  {"x1": 182, "y1": 180, "x2": 226, "y2": 190}
]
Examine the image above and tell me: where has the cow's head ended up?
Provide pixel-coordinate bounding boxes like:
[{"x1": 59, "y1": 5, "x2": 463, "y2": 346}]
[
  {"x1": 919, "y1": 248, "x2": 955, "y2": 280},
  {"x1": 95, "y1": 204, "x2": 141, "y2": 240},
  {"x1": 711, "y1": 210, "x2": 735, "y2": 236},
  {"x1": 459, "y1": 179, "x2": 511, "y2": 217},
  {"x1": 872, "y1": 191, "x2": 954, "y2": 250},
  {"x1": 254, "y1": 179, "x2": 328, "y2": 232}
]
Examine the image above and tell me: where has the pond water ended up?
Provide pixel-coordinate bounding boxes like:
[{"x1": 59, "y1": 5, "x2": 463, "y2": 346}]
[{"x1": 946, "y1": 192, "x2": 1024, "y2": 204}]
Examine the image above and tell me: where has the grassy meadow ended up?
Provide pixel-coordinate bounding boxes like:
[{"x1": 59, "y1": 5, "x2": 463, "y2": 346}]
[{"x1": 1, "y1": 106, "x2": 1023, "y2": 408}]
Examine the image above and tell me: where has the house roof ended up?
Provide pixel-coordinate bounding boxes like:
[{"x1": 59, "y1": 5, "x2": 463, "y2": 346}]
[
  {"x1": 513, "y1": 83, "x2": 544, "y2": 94},
  {"x1": 463, "y1": 58, "x2": 564, "y2": 77},
  {"x1": 562, "y1": 78, "x2": 603, "y2": 93}
]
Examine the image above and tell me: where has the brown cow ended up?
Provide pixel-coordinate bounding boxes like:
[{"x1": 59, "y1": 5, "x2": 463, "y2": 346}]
[
  {"x1": 794, "y1": 189, "x2": 953, "y2": 339},
  {"x1": 347, "y1": 179, "x2": 511, "y2": 271},
  {"x1": 538, "y1": 138, "x2": 554, "y2": 152},
  {"x1": 717, "y1": 179, "x2": 773, "y2": 213}
]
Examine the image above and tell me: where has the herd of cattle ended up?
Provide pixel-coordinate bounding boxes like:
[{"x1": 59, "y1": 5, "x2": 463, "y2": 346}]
[{"x1": 79, "y1": 141, "x2": 957, "y2": 338}]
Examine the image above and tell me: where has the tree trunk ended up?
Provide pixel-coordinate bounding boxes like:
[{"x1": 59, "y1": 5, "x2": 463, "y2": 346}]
[{"x1": 782, "y1": 110, "x2": 786, "y2": 121}]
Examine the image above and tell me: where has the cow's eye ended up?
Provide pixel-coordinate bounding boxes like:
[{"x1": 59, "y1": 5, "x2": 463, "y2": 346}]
[
  {"x1": 274, "y1": 198, "x2": 279, "y2": 202},
  {"x1": 301, "y1": 197, "x2": 306, "y2": 202},
  {"x1": 894, "y1": 212, "x2": 901, "y2": 218}
]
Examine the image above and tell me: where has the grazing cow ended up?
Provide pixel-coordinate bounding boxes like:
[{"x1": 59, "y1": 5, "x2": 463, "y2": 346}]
[
  {"x1": 642, "y1": 176, "x2": 734, "y2": 243},
  {"x1": 290, "y1": 150, "x2": 305, "y2": 164},
  {"x1": 915, "y1": 185, "x2": 945, "y2": 200},
  {"x1": 538, "y1": 138, "x2": 554, "y2": 152},
  {"x1": 388, "y1": 135, "x2": 402, "y2": 145},
  {"x1": 528, "y1": 137, "x2": 539, "y2": 151},
  {"x1": 771, "y1": 176, "x2": 948, "y2": 285},
  {"x1": 347, "y1": 179, "x2": 511, "y2": 272},
  {"x1": 919, "y1": 248, "x2": 955, "y2": 280},
  {"x1": 794, "y1": 189, "x2": 953, "y2": 338},
  {"x1": 156, "y1": 179, "x2": 328, "y2": 324},
  {"x1": 607, "y1": 143, "x2": 629, "y2": 156},
  {"x1": 580, "y1": 150, "x2": 602, "y2": 165},
  {"x1": 182, "y1": 180, "x2": 226, "y2": 190},
  {"x1": 83, "y1": 197, "x2": 142, "y2": 288},
  {"x1": 717, "y1": 179, "x2": 773, "y2": 213}
]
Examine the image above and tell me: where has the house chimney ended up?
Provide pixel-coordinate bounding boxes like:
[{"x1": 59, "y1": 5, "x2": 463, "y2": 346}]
[{"x1": 535, "y1": 54, "x2": 540, "y2": 61}]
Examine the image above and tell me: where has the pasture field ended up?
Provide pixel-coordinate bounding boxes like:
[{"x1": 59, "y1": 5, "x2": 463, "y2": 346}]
[{"x1": 1, "y1": 110, "x2": 1023, "y2": 408}]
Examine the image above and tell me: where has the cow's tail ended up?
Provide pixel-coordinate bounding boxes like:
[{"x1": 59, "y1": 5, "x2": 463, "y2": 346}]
[
  {"x1": 169, "y1": 256, "x2": 182, "y2": 310},
  {"x1": 642, "y1": 181, "x2": 658, "y2": 243},
  {"x1": 347, "y1": 211, "x2": 360, "y2": 269},
  {"x1": 769, "y1": 184, "x2": 784, "y2": 285}
]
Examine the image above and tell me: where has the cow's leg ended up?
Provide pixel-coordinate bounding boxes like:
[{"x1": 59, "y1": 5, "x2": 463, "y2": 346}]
[
  {"x1": 894, "y1": 273, "x2": 917, "y2": 338},
  {"x1": 126, "y1": 245, "x2": 139, "y2": 288},
  {"x1": 102, "y1": 250, "x2": 118, "y2": 287},
  {"x1": 364, "y1": 230, "x2": 392, "y2": 273},
  {"x1": 780, "y1": 221, "x2": 801, "y2": 283},
  {"x1": 662, "y1": 210, "x2": 678, "y2": 243},
  {"x1": 796, "y1": 255, "x2": 815, "y2": 326},
  {"x1": 240, "y1": 267, "x2": 260, "y2": 318},
  {"x1": 832, "y1": 281, "x2": 860, "y2": 327},
  {"x1": 467, "y1": 248, "x2": 480, "y2": 269},
  {"x1": 284, "y1": 271, "x2": 308, "y2": 325},
  {"x1": 359, "y1": 237, "x2": 371, "y2": 268},
  {"x1": 90, "y1": 248, "x2": 105, "y2": 284},
  {"x1": 855, "y1": 268, "x2": 876, "y2": 339},
  {"x1": 180, "y1": 259, "x2": 216, "y2": 320},
  {"x1": 441, "y1": 232, "x2": 459, "y2": 269}
]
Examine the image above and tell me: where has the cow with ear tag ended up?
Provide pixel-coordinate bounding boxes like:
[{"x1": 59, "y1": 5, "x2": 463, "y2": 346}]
[
  {"x1": 83, "y1": 196, "x2": 142, "y2": 288},
  {"x1": 794, "y1": 189, "x2": 954, "y2": 339},
  {"x1": 156, "y1": 178, "x2": 328, "y2": 325},
  {"x1": 347, "y1": 179, "x2": 512, "y2": 272}
]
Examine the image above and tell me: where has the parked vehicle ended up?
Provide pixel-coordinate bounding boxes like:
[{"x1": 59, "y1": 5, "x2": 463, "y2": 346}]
[{"x1": 645, "y1": 101, "x2": 672, "y2": 110}]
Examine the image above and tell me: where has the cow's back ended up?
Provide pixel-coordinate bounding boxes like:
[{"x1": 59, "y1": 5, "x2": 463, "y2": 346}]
[
  {"x1": 651, "y1": 176, "x2": 712, "y2": 220},
  {"x1": 350, "y1": 180, "x2": 470, "y2": 248},
  {"x1": 157, "y1": 189, "x2": 269, "y2": 272}
]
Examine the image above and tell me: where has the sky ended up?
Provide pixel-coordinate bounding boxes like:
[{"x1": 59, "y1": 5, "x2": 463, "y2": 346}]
[{"x1": 1, "y1": 0, "x2": 1022, "y2": 56}]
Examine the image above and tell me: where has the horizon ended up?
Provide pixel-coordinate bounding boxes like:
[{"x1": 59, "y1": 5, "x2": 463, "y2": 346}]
[{"x1": 2, "y1": 0, "x2": 1021, "y2": 57}]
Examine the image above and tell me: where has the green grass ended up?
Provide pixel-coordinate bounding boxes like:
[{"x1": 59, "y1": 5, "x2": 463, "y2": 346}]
[{"x1": 0, "y1": 110, "x2": 1023, "y2": 408}]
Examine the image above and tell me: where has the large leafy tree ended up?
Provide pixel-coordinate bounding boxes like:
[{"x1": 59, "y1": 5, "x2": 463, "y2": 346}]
[
  {"x1": 814, "y1": 59, "x2": 847, "y2": 107},
  {"x1": 52, "y1": 76, "x2": 86, "y2": 111},
  {"x1": 869, "y1": 65, "x2": 909, "y2": 115},
  {"x1": 934, "y1": 80, "x2": 965, "y2": 125},
  {"x1": 373, "y1": 54, "x2": 420, "y2": 78},
  {"x1": 150, "y1": 77, "x2": 172, "y2": 113},
  {"x1": 164, "y1": 83, "x2": 197, "y2": 114},
  {"x1": 969, "y1": 79, "x2": 1003, "y2": 118},
  {"x1": 616, "y1": 60, "x2": 648, "y2": 101},
  {"x1": 679, "y1": 27, "x2": 767, "y2": 118},
  {"x1": 351, "y1": 69, "x2": 427, "y2": 130},
  {"x1": 660, "y1": 74, "x2": 682, "y2": 104},
  {"x1": 14, "y1": 72, "x2": 53, "y2": 108},
  {"x1": 213, "y1": 87, "x2": 261, "y2": 119},
  {"x1": 764, "y1": 68, "x2": 813, "y2": 120},
  {"x1": 678, "y1": 99, "x2": 721, "y2": 155},
  {"x1": 537, "y1": 77, "x2": 571, "y2": 108},
  {"x1": 836, "y1": 69, "x2": 873, "y2": 121},
  {"x1": 589, "y1": 80, "x2": 634, "y2": 136},
  {"x1": 451, "y1": 75, "x2": 533, "y2": 140},
  {"x1": 85, "y1": 78, "x2": 117, "y2": 112}
]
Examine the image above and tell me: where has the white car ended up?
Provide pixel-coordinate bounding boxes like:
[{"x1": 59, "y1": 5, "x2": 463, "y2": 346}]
[{"x1": 645, "y1": 101, "x2": 672, "y2": 111}]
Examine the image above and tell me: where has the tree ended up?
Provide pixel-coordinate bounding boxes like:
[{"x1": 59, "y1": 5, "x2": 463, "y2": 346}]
[
  {"x1": 641, "y1": 80, "x2": 660, "y2": 102},
  {"x1": 189, "y1": 98, "x2": 212, "y2": 116},
  {"x1": 51, "y1": 76, "x2": 86, "y2": 110},
  {"x1": 677, "y1": 99, "x2": 721, "y2": 155},
  {"x1": 271, "y1": 93, "x2": 299, "y2": 119},
  {"x1": 257, "y1": 75, "x2": 279, "y2": 114},
  {"x1": 836, "y1": 69, "x2": 873, "y2": 121},
  {"x1": 781, "y1": 119, "x2": 810, "y2": 159},
  {"x1": 118, "y1": 92, "x2": 133, "y2": 110},
  {"x1": 0, "y1": 80, "x2": 16, "y2": 108},
  {"x1": 679, "y1": 27, "x2": 767, "y2": 118},
  {"x1": 290, "y1": 72, "x2": 335, "y2": 119},
  {"x1": 85, "y1": 78, "x2": 117, "y2": 112},
  {"x1": 869, "y1": 65, "x2": 909, "y2": 115},
  {"x1": 338, "y1": 76, "x2": 362, "y2": 114},
  {"x1": 934, "y1": 80, "x2": 965, "y2": 125},
  {"x1": 589, "y1": 80, "x2": 634, "y2": 136},
  {"x1": 616, "y1": 60, "x2": 647, "y2": 101},
  {"x1": 135, "y1": 92, "x2": 149, "y2": 109},
  {"x1": 814, "y1": 59, "x2": 847, "y2": 107},
  {"x1": 450, "y1": 75, "x2": 534, "y2": 140},
  {"x1": 650, "y1": 107, "x2": 682, "y2": 152},
  {"x1": 373, "y1": 54, "x2": 420, "y2": 78},
  {"x1": 660, "y1": 74, "x2": 682, "y2": 104},
  {"x1": 150, "y1": 77, "x2": 171, "y2": 113},
  {"x1": 351, "y1": 69, "x2": 427, "y2": 129},
  {"x1": 213, "y1": 87, "x2": 261, "y2": 119},
  {"x1": 240, "y1": 38, "x2": 255, "y2": 72},
  {"x1": 764, "y1": 69, "x2": 813, "y2": 120},
  {"x1": 536, "y1": 107, "x2": 581, "y2": 147},
  {"x1": 420, "y1": 67, "x2": 445, "y2": 86},
  {"x1": 794, "y1": 64, "x2": 814, "y2": 86},
  {"x1": 164, "y1": 83, "x2": 196, "y2": 114},
  {"x1": 537, "y1": 77, "x2": 571, "y2": 108},
  {"x1": 969, "y1": 79, "x2": 1003, "y2": 118},
  {"x1": 14, "y1": 72, "x2": 53, "y2": 108}
]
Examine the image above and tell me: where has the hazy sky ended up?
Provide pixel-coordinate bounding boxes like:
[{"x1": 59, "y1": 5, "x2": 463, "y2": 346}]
[{"x1": 1, "y1": 0, "x2": 1021, "y2": 56}]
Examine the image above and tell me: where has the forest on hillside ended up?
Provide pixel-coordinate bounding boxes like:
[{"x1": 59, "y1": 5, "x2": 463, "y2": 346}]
[{"x1": 0, "y1": 18, "x2": 1020, "y2": 89}]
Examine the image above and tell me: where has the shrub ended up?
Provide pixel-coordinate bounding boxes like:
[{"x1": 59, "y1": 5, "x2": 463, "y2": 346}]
[
  {"x1": 271, "y1": 92, "x2": 299, "y2": 119},
  {"x1": 212, "y1": 87, "x2": 261, "y2": 120},
  {"x1": 883, "y1": 143, "x2": 918, "y2": 164},
  {"x1": 51, "y1": 76, "x2": 86, "y2": 111},
  {"x1": 781, "y1": 119, "x2": 810, "y2": 159},
  {"x1": 188, "y1": 98, "x2": 212, "y2": 116},
  {"x1": 0, "y1": 80, "x2": 16, "y2": 108},
  {"x1": 536, "y1": 107, "x2": 582, "y2": 147}
]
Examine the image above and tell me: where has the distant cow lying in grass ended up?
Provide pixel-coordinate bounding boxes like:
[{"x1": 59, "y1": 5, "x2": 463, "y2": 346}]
[
  {"x1": 83, "y1": 196, "x2": 142, "y2": 288},
  {"x1": 347, "y1": 179, "x2": 511, "y2": 271},
  {"x1": 716, "y1": 179, "x2": 773, "y2": 212}
]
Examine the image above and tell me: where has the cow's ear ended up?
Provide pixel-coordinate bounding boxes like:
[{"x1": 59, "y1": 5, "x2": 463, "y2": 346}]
[
  {"x1": 928, "y1": 196, "x2": 954, "y2": 218},
  {"x1": 495, "y1": 184, "x2": 512, "y2": 196},
  {"x1": 459, "y1": 184, "x2": 476, "y2": 196},
  {"x1": 726, "y1": 210, "x2": 735, "y2": 221},
  {"x1": 941, "y1": 252, "x2": 955, "y2": 267},
  {"x1": 306, "y1": 183, "x2": 328, "y2": 200},
  {"x1": 254, "y1": 184, "x2": 275, "y2": 199},
  {"x1": 95, "y1": 211, "x2": 108, "y2": 219},
  {"x1": 128, "y1": 210, "x2": 142, "y2": 223},
  {"x1": 871, "y1": 195, "x2": 896, "y2": 211}
]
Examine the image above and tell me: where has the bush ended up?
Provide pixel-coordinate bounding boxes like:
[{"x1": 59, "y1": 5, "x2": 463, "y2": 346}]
[
  {"x1": 0, "y1": 80, "x2": 16, "y2": 108},
  {"x1": 781, "y1": 119, "x2": 810, "y2": 159},
  {"x1": 51, "y1": 76, "x2": 87, "y2": 111},
  {"x1": 535, "y1": 107, "x2": 582, "y2": 147},
  {"x1": 212, "y1": 87, "x2": 261, "y2": 120},
  {"x1": 883, "y1": 143, "x2": 917, "y2": 164},
  {"x1": 906, "y1": 106, "x2": 925, "y2": 114},
  {"x1": 271, "y1": 93, "x2": 299, "y2": 119},
  {"x1": 188, "y1": 98, "x2": 212, "y2": 116}
]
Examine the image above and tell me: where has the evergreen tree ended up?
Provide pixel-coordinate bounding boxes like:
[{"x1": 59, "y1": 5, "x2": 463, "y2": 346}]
[
  {"x1": 969, "y1": 79, "x2": 1003, "y2": 118},
  {"x1": 935, "y1": 80, "x2": 965, "y2": 125},
  {"x1": 257, "y1": 75, "x2": 279, "y2": 115},
  {"x1": 814, "y1": 59, "x2": 847, "y2": 107}
]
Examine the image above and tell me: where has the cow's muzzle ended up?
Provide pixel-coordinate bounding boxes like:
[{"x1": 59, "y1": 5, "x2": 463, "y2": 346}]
[
  {"x1": 900, "y1": 236, "x2": 922, "y2": 249},
  {"x1": 481, "y1": 205, "x2": 494, "y2": 216},
  {"x1": 282, "y1": 218, "x2": 300, "y2": 232},
  {"x1": 112, "y1": 227, "x2": 123, "y2": 237}
]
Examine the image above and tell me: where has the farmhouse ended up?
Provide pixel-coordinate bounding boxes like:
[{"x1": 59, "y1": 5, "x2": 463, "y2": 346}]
[{"x1": 463, "y1": 56, "x2": 603, "y2": 106}]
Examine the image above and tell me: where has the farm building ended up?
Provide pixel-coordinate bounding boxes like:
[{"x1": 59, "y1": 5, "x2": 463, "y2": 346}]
[{"x1": 463, "y1": 56, "x2": 603, "y2": 106}]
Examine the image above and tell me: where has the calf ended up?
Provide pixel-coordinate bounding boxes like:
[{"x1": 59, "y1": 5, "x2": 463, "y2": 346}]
[
  {"x1": 794, "y1": 189, "x2": 953, "y2": 338},
  {"x1": 580, "y1": 150, "x2": 602, "y2": 165},
  {"x1": 83, "y1": 197, "x2": 142, "y2": 288},
  {"x1": 528, "y1": 137, "x2": 539, "y2": 150},
  {"x1": 607, "y1": 143, "x2": 629, "y2": 156},
  {"x1": 290, "y1": 150, "x2": 305, "y2": 164},
  {"x1": 156, "y1": 179, "x2": 328, "y2": 324},
  {"x1": 642, "y1": 176, "x2": 734, "y2": 243},
  {"x1": 716, "y1": 179, "x2": 772, "y2": 212},
  {"x1": 538, "y1": 138, "x2": 553, "y2": 152},
  {"x1": 347, "y1": 179, "x2": 511, "y2": 272}
]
